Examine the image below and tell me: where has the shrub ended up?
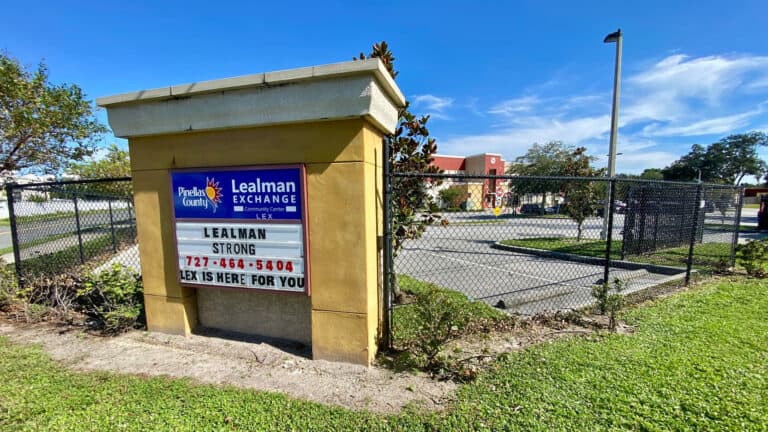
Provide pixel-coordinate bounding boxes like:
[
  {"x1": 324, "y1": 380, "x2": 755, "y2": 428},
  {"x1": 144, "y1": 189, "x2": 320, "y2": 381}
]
[
  {"x1": 20, "y1": 272, "x2": 81, "y2": 307},
  {"x1": 20, "y1": 302, "x2": 51, "y2": 323},
  {"x1": 78, "y1": 264, "x2": 144, "y2": 333},
  {"x1": 20, "y1": 272, "x2": 81, "y2": 322},
  {"x1": 736, "y1": 239, "x2": 768, "y2": 278},
  {"x1": 438, "y1": 187, "x2": 464, "y2": 209},
  {"x1": 592, "y1": 278, "x2": 625, "y2": 331},
  {"x1": 0, "y1": 260, "x2": 18, "y2": 310},
  {"x1": 26, "y1": 193, "x2": 49, "y2": 203},
  {"x1": 410, "y1": 285, "x2": 472, "y2": 369}
]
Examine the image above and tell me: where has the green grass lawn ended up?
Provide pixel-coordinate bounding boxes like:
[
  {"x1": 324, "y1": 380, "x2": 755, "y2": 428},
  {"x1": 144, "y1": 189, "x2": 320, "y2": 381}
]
[
  {"x1": 499, "y1": 237, "x2": 732, "y2": 270},
  {"x1": 445, "y1": 219, "x2": 507, "y2": 226},
  {"x1": 1, "y1": 277, "x2": 767, "y2": 430},
  {"x1": 703, "y1": 223, "x2": 760, "y2": 233},
  {"x1": 0, "y1": 232, "x2": 74, "y2": 256},
  {"x1": 19, "y1": 227, "x2": 135, "y2": 276},
  {"x1": 743, "y1": 203, "x2": 760, "y2": 209},
  {"x1": 0, "y1": 218, "x2": 9, "y2": 227}
]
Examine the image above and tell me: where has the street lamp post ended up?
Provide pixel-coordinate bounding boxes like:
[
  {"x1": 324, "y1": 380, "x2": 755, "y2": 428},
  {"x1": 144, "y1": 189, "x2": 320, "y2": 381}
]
[{"x1": 602, "y1": 28, "x2": 622, "y2": 240}]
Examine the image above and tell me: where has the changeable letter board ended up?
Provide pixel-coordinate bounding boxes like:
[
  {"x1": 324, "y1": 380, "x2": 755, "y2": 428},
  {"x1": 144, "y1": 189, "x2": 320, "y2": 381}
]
[{"x1": 171, "y1": 166, "x2": 309, "y2": 294}]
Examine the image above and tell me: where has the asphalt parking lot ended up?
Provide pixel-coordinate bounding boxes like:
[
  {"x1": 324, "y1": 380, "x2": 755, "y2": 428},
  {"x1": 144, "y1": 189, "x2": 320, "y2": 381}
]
[{"x1": 394, "y1": 212, "x2": 732, "y2": 314}]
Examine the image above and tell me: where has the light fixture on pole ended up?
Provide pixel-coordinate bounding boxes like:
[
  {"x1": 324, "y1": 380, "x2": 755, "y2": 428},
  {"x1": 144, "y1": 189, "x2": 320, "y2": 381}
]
[{"x1": 601, "y1": 28, "x2": 622, "y2": 240}]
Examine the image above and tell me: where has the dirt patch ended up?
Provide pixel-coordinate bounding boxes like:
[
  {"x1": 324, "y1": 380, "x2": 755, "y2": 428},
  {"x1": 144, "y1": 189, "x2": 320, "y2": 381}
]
[
  {"x1": 0, "y1": 322, "x2": 456, "y2": 414},
  {"x1": 0, "y1": 313, "x2": 626, "y2": 414},
  {"x1": 429, "y1": 313, "x2": 634, "y2": 378}
]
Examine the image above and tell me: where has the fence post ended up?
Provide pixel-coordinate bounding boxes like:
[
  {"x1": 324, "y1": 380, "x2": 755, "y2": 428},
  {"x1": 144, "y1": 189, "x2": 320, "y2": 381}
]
[
  {"x1": 5, "y1": 183, "x2": 24, "y2": 286},
  {"x1": 108, "y1": 199, "x2": 117, "y2": 252},
  {"x1": 730, "y1": 186, "x2": 744, "y2": 268},
  {"x1": 652, "y1": 208, "x2": 659, "y2": 250},
  {"x1": 127, "y1": 199, "x2": 134, "y2": 229},
  {"x1": 603, "y1": 179, "x2": 617, "y2": 285},
  {"x1": 73, "y1": 195, "x2": 85, "y2": 264},
  {"x1": 382, "y1": 138, "x2": 394, "y2": 350},
  {"x1": 685, "y1": 183, "x2": 704, "y2": 285}
]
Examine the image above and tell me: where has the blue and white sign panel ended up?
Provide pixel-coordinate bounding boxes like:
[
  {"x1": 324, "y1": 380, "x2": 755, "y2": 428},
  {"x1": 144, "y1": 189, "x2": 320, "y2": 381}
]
[
  {"x1": 171, "y1": 167, "x2": 303, "y2": 221},
  {"x1": 170, "y1": 166, "x2": 309, "y2": 294}
]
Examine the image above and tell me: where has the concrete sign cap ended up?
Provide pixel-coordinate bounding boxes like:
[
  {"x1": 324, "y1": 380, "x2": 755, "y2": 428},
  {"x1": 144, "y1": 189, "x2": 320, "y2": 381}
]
[{"x1": 97, "y1": 59, "x2": 406, "y2": 137}]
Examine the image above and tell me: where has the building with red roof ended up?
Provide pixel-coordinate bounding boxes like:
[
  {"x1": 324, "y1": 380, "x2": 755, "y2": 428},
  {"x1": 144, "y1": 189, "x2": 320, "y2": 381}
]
[{"x1": 430, "y1": 153, "x2": 507, "y2": 209}]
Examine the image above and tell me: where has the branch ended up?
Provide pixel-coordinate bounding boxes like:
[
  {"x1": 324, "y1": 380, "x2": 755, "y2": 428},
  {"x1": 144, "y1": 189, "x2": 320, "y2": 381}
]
[
  {"x1": 2, "y1": 133, "x2": 31, "y2": 171},
  {"x1": 457, "y1": 354, "x2": 496, "y2": 364}
]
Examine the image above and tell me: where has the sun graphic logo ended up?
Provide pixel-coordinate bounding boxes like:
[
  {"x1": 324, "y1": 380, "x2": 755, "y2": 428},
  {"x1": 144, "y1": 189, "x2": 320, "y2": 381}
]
[{"x1": 205, "y1": 177, "x2": 223, "y2": 212}]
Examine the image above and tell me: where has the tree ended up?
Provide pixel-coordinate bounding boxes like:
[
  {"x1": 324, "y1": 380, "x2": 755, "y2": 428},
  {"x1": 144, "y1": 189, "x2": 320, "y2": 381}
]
[
  {"x1": 438, "y1": 186, "x2": 463, "y2": 209},
  {"x1": 707, "y1": 132, "x2": 767, "y2": 185},
  {"x1": 67, "y1": 144, "x2": 132, "y2": 196},
  {"x1": 1, "y1": 53, "x2": 105, "y2": 176},
  {"x1": 506, "y1": 141, "x2": 573, "y2": 210},
  {"x1": 662, "y1": 132, "x2": 767, "y2": 184},
  {"x1": 356, "y1": 42, "x2": 441, "y2": 254},
  {"x1": 560, "y1": 147, "x2": 604, "y2": 241},
  {"x1": 640, "y1": 168, "x2": 664, "y2": 180},
  {"x1": 661, "y1": 144, "x2": 709, "y2": 182}
]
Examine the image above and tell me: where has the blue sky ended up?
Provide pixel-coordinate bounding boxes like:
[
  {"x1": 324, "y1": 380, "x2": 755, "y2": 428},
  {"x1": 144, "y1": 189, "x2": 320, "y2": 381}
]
[{"x1": 3, "y1": 1, "x2": 768, "y2": 178}]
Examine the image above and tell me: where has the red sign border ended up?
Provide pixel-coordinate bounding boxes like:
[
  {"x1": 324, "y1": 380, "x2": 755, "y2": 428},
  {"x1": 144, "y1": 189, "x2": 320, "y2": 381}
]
[{"x1": 169, "y1": 164, "x2": 311, "y2": 296}]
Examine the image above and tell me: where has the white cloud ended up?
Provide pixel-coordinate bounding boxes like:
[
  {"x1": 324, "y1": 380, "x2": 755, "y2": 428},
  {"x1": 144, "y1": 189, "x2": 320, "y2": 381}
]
[
  {"x1": 88, "y1": 146, "x2": 112, "y2": 161},
  {"x1": 411, "y1": 94, "x2": 454, "y2": 119},
  {"x1": 614, "y1": 151, "x2": 679, "y2": 174},
  {"x1": 488, "y1": 96, "x2": 540, "y2": 116},
  {"x1": 624, "y1": 54, "x2": 768, "y2": 126},
  {"x1": 641, "y1": 109, "x2": 760, "y2": 137},
  {"x1": 627, "y1": 54, "x2": 768, "y2": 102},
  {"x1": 747, "y1": 76, "x2": 768, "y2": 90},
  {"x1": 439, "y1": 114, "x2": 611, "y2": 157},
  {"x1": 436, "y1": 52, "x2": 768, "y2": 172}
]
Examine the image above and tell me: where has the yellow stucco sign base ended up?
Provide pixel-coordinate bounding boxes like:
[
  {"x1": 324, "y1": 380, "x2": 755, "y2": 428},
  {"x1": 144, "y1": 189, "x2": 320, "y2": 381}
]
[{"x1": 98, "y1": 59, "x2": 405, "y2": 365}]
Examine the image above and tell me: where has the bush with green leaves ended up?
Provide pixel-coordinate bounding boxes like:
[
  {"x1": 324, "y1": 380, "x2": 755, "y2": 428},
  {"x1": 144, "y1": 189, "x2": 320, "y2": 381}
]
[
  {"x1": 408, "y1": 285, "x2": 473, "y2": 370},
  {"x1": 591, "y1": 278, "x2": 625, "y2": 331},
  {"x1": 438, "y1": 187, "x2": 464, "y2": 209},
  {"x1": 736, "y1": 239, "x2": 768, "y2": 277},
  {"x1": 0, "y1": 260, "x2": 18, "y2": 309},
  {"x1": 26, "y1": 193, "x2": 49, "y2": 203},
  {"x1": 77, "y1": 264, "x2": 144, "y2": 333}
]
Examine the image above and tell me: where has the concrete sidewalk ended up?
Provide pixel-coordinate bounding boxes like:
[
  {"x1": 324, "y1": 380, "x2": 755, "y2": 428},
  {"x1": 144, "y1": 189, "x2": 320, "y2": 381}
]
[{"x1": 2, "y1": 231, "x2": 115, "y2": 265}]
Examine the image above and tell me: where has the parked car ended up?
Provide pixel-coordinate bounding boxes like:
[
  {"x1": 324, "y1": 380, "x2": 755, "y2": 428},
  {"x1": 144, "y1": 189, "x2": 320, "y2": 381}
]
[
  {"x1": 596, "y1": 200, "x2": 626, "y2": 217},
  {"x1": 520, "y1": 204, "x2": 544, "y2": 215}
]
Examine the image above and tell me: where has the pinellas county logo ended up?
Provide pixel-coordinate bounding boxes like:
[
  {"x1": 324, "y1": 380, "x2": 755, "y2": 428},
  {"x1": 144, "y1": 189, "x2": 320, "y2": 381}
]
[
  {"x1": 205, "y1": 177, "x2": 223, "y2": 212},
  {"x1": 177, "y1": 177, "x2": 223, "y2": 213}
]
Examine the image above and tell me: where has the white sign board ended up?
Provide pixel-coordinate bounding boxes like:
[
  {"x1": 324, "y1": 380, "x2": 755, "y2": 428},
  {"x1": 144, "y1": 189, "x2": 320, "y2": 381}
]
[{"x1": 175, "y1": 222, "x2": 306, "y2": 291}]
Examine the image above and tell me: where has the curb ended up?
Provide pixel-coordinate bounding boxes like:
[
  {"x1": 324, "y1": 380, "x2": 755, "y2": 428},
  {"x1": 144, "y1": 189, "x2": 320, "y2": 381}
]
[{"x1": 491, "y1": 242, "x2": 687, "y2": 276}]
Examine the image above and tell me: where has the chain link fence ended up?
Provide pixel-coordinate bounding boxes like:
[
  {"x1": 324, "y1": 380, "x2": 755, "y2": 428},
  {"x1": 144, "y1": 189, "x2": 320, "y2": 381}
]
[
  {"x1": 383, "y1": 172, "x2": 743, "y2": 343},
  {"x1": 4, "y1": 178, "x2": 139, "y2": 285}
]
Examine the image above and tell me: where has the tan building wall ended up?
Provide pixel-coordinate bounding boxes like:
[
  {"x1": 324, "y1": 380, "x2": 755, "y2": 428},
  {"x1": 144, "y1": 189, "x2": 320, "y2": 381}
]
[
  {"x1": 100, "y1": 59, "x2": 403, "y2": 366},
  {"x1": 129, "y1": 119, "x2": 385, "y2": 364}
]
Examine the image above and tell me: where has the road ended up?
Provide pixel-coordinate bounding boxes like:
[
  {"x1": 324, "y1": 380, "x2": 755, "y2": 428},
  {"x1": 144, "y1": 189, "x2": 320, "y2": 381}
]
[
  {"x1": 0, "y1": 209, "x2": 135, "y2": 265},
  {"x1": 14, "y1": 208, "x2": 134, "y2": 245},
  {"x1": 0, "y1": 226, "x2": 10, "y2": 253}
]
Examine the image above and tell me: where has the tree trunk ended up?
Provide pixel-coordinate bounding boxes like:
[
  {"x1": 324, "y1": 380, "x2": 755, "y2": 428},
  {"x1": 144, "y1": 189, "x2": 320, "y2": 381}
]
[
  {"x1": 577, "y1": 222, "x2": 583, "y2": 242},
  {"x1": 736, "y1": 173, "x2": 745, "y2": 185}
]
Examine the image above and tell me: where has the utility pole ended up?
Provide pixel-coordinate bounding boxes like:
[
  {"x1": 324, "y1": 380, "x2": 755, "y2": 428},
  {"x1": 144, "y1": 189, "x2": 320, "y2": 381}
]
[{"x1": 601, "y1": 28, "x2": 622, "y2": 240}]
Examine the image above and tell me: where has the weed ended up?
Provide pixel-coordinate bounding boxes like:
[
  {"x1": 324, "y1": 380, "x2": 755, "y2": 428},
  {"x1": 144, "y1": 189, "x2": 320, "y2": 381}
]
[
  {"x1": 736, "y1": 239, "x2": 768, "y2": 277},
  {"x1": 0, "y1": 259, "x2": 17, "y2": 310},
  {"x1": 591, "y1": 278, "x2": 625, "y2": 332},
  {"x1": 79, "y1": 264, "x2": 144, "y2": 334}
]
